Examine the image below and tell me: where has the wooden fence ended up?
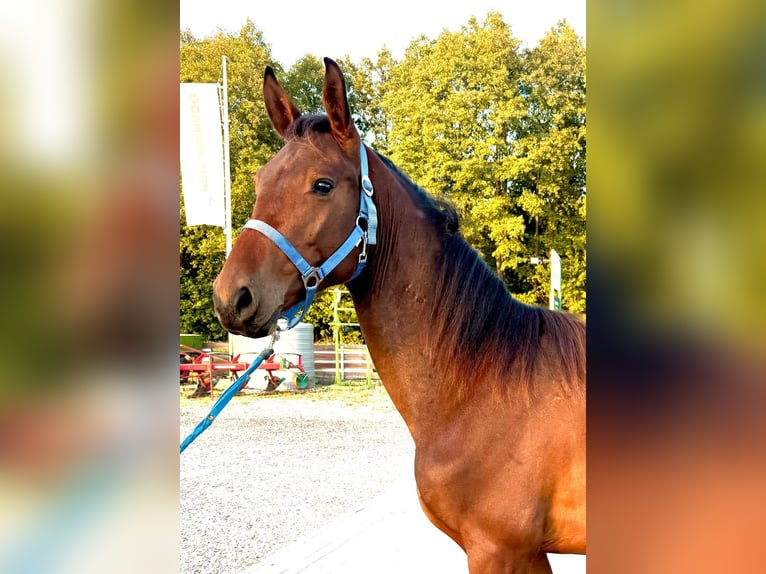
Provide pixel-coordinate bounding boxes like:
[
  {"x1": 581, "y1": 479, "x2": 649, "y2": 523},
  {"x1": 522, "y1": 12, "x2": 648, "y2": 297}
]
[{"x1": 313, "y1": 344, "x2": 378, "y2": 384}]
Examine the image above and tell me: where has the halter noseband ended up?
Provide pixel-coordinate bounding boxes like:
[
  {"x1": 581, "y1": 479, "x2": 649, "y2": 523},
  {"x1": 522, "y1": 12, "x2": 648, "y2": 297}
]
[{"x1": 242, "y1": 142, "x2": 378, "y2": 330}]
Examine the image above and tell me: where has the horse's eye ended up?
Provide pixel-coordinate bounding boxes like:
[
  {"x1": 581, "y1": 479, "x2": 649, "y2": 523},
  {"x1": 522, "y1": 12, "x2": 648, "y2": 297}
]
[{"x1": 311, "y1": 178, "x2": 334, "y2": 196}]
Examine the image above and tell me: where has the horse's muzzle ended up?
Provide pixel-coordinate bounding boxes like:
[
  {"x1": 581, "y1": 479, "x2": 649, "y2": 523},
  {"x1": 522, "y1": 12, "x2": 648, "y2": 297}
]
[
  {"x1": 213, "y1": 281, "x2": 281, "y2": 339},
  {"x1": 212, "y1": 282, "x2": 256, "y2": 333}
]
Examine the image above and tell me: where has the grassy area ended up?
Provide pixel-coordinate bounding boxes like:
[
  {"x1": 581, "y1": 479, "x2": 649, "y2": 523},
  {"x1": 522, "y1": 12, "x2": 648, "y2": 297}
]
[{"x1": 180, "y1": 379, "x2": 395, "y2": 410}]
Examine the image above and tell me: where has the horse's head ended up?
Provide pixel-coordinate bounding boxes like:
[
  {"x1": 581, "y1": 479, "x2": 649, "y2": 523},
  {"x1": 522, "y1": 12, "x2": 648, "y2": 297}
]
[{"x1": 213, "y1": 58, "x2": 369, "y2": 338}]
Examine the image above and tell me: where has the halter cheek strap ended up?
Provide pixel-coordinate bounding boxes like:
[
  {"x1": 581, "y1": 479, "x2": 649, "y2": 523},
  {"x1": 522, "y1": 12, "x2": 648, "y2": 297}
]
[{"x1": 242, "y1": 142, "x2": 378, "y2": 330}]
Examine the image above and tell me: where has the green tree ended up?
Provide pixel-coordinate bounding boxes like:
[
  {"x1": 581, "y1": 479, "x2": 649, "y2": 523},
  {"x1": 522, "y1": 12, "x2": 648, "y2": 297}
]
[
  {"x1": 382, "y1": 14, "x2": 526, "y2": 276},
  {"x1": 336, "y1": 52, "x2": 395, "y2": 148},
  {"x1": 283, "y1": 55, "x2": 325, "y2": 114},
  {"x1": 380, "y1": 14, "x2": 586, "y2": 312},
  {"x1": 510, "y1": 21, "x2": 586, "y2": 311}
]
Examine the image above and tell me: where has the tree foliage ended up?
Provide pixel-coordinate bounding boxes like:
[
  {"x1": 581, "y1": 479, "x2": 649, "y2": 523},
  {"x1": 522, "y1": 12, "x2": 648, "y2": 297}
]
[
  {"x1": 180, "y1": 15, "x2": 586, "y2": 340},
  {"x1": 382, "y1": 15, "x2": 586, "y2": 311}
]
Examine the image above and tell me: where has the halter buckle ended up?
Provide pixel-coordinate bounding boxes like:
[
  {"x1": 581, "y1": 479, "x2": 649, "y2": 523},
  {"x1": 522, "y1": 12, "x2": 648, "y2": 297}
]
[{"x1": 357, "y1": 233, "x2": 368, "y2": 264}]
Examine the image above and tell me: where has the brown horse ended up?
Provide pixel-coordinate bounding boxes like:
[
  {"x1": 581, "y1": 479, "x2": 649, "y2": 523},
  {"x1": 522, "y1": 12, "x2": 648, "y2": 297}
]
[{"x1": 213, "y1": 58, "x2": 586, "y2": 573}]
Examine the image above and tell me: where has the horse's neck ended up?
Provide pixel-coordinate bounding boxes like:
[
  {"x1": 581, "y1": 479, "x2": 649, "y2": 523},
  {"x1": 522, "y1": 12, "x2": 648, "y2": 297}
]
[{"x1": 348, "y1": 163, "x2": 459, "y2": 438}]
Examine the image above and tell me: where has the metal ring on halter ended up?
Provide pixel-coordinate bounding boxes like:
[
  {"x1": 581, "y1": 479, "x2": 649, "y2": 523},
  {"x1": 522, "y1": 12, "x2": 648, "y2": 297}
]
[{"x1": 302, "y1": 269, "x2": 321, "y2": 289}]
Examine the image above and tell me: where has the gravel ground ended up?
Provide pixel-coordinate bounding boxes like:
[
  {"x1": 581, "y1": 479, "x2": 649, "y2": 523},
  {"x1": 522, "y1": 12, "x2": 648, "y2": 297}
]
[{"x1": 180, "y1": 389, "x2": 415, "y2": 574}]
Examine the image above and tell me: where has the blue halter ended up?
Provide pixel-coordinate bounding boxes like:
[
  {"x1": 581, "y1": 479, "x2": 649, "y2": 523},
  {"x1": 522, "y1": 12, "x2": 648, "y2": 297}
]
[{"x1": 242, "y1": 142, "x2": 378, "y2": 329}]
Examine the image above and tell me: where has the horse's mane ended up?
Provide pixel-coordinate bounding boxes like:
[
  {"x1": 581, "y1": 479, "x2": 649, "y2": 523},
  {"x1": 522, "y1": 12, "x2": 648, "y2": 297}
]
[{"x1": 378, "y1": 155, "x2": 586, "y2": 403}]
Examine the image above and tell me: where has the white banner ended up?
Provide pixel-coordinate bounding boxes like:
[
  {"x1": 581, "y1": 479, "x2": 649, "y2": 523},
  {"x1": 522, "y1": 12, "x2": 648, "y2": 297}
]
[
  {"x1": 550, "y1": 249, "x2": 562, "y2": 292},
  {"x1": 549, "y1": 249, "x2": 562, "y2": 310},
  {"x1": 180, "y1": 83, "x2": 225, "y2": 227}
]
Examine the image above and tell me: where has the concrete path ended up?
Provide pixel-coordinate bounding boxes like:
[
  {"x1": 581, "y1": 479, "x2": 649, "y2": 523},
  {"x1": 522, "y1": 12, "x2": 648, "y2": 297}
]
[{"x1": 242, "y1": 474, "x2": 586, "y2": 574}]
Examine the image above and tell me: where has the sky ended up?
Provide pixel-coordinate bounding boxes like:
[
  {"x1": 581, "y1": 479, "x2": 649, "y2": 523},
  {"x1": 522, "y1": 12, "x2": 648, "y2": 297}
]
[{"x1": 179, "y1": 0, "x2": 585, "y2": 68}]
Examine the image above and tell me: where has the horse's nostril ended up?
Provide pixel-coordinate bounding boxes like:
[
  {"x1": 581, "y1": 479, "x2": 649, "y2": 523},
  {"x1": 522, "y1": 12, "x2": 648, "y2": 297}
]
[{"x1": 235, "y1": 286, "x2": 253, "y2": 315}]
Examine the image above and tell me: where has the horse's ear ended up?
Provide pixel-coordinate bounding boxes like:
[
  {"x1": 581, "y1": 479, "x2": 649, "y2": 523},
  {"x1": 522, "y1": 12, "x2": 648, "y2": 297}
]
[
  {"x1": 322, "y1": 58, "x2": 359, "y2": 153},
  {"x1": 263, "y1": 66, "x2": 301, "y2": 139}
]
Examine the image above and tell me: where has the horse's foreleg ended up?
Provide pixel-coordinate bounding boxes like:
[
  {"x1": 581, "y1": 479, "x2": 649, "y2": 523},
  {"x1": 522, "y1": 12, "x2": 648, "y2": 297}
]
[{"x1": 466, "y1": 547, "x2": 552, "y2": 574}]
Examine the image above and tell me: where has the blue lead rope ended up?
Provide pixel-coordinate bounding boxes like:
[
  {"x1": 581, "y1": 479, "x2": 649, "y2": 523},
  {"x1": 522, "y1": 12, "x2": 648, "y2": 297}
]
[{"x1": 180, "y1": 345, "x2": 274, "y2": 453}]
